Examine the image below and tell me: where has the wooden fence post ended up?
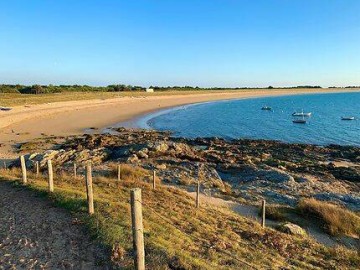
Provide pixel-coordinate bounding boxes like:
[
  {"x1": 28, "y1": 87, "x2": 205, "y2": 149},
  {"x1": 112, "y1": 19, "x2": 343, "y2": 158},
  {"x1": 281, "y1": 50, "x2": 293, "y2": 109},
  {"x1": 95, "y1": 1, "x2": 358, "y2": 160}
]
[
  {"x1": 85, "y1": 164, "x2": 94, "y2": 215},
  {"x1": 35, "y1": 161, "x2": 40, "y2": 177},
  {"x1": 261, "y1": 199, "x2": 266, "y2": 228},
  {"x1": 47, "y1": 160, "x2": 54, "y2": 192},
  {"x1": 20, "y1": 155, "x2": 27, "y2": 184},
  {"x1": 117, "y1": 164, "x2": 121, "y2": 181},
  {"x1": 74, "y1": 163, "x2": 77, "y2": 178},
  {"x1": 130, "y1": 188, "x2": 145, "y2": 270},
  {"x1": 196, "y1": 179, "x2": 200, "y2": 208},
  {"x1": 152, "y1": 170, "x2": 156, "y2": 189}
]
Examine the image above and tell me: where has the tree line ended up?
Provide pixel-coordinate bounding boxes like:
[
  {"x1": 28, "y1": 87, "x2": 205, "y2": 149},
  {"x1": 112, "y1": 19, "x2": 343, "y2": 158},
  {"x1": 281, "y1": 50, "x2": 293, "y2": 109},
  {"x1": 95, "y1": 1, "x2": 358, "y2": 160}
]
[
  {"x1": 2, "y1": 83, "x2": 358, "y2": 94},
  {"x1": 0, "y1": 84, "x2": 146, "y2": 94},
  {"x1": 149, "y1": 85, "x2": 323, "y2": 91}
]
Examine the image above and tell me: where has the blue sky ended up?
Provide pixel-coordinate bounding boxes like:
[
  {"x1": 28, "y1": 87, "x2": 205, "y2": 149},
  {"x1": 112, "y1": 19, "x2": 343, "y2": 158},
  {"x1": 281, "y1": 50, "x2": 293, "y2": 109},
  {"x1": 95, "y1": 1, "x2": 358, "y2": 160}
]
[{"x1": 1, "y1": 0, "x2": 359, "y2": 87}]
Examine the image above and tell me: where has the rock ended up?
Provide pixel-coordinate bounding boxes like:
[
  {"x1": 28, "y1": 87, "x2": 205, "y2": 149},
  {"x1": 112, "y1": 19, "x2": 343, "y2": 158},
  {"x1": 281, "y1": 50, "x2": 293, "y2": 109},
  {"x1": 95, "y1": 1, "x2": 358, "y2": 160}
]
[
  {"x1": 40, "y1": 150, "x2": 63, "y2": 166},
  {"x1": 155, "y1": 164, "x2": 167, "y2": 170},
  {"x1": 153, "y1": 142, "x2": 169, "y2": 153},
  {"x1": 127, "y1": 154, "x2": 139, "y2": 163},
  {"x1": 277, "y1": 222, "x2": 306, "y2": 236},
  {"x1": 330, "y1": 166, "x2": 360, "y2": 182},
  {"x1": 314, "y1": 193, "x2": 360, "y2": 211},
  {"x1": 262, "y1": 190, "x2": 297, "y2": 206},
  {"x1": 137, "y1": 150, "x2": 149, "y2": 159},
  {"x1": 261, "y1": 153, "x2": 272, "y2": 160}
]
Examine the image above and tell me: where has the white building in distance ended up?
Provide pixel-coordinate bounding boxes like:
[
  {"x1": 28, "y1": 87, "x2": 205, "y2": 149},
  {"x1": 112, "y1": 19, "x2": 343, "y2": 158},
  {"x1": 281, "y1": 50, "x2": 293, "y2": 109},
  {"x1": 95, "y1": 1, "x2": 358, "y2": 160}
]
[{"x1": 146, "y1": 88, "x2": 154, "y2": 93}]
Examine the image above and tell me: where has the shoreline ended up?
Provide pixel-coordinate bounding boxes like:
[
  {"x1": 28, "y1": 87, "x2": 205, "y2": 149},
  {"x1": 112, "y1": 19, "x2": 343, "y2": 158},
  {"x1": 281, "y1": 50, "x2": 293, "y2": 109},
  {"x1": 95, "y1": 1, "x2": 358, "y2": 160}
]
[
  {"x1": 121, "y1": 90, "x2": 360, "y2": 130},
  {"x1": 0, "y1": 88, "x2": 359, "y2": 158}
]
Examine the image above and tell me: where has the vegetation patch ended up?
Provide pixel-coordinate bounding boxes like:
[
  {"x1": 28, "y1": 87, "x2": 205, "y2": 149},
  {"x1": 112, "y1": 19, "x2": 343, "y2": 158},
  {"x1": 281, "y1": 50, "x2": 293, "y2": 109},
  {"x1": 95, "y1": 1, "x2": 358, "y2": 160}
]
[
  {"x1": 297, "y1": 198, "x2": 360, "y2": 237},
  {"x1": 259, "y1": 205, "x2": 287, "y2": 221},
  {"x1": 106, "y1": 163, "x2": 149, "y2": 182},
  {"x1": 0, "y1": 168, "x2": 359, "y2": 269}
]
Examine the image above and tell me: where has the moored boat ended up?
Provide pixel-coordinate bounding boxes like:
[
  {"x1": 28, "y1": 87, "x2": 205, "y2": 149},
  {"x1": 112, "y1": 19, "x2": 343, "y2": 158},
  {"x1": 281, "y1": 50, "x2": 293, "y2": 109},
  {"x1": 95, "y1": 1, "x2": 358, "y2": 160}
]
[
  {"x1": 0, "y1": 107, "x2": 12, "y2": 111},
  {"x1": 341, "y1": 116, "x2": 355, "y2": 120},
  {"x1": 292, "y1": 111, "x2": 311, "y2": 117},
  {"x1": 293, "y1": 119, "x2": 307, "y2": 124},
  {"x1": 261, "y1": 106, "x2": 272, "y2": 111}
]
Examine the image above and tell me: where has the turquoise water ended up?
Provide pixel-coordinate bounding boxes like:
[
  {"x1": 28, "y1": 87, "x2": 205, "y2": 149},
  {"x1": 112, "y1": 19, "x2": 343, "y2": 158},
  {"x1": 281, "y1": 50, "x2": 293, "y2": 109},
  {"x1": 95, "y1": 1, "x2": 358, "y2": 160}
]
[{"x1": 136, "y1": 92, "x2": 360, "y2": 146}]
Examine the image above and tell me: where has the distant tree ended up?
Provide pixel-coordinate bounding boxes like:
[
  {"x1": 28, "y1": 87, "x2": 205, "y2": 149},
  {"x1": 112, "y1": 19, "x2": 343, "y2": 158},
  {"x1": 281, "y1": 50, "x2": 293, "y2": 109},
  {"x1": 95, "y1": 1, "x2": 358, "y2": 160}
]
[
  {"x1": 268, "y1": 86, "x2": 274, "y2": 89},
  {"x1": 31, "y1": 84, "x2": 44, "y2": 94}
]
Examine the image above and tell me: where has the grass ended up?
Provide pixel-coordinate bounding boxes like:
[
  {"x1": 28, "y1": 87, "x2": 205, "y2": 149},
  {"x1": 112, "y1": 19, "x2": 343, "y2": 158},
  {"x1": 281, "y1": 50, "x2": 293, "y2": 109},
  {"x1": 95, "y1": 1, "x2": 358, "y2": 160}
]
[
  {"x1": 0, "y1": 88, "x2": 341, "y2": 107},
  {"x1": 106, "y1": 163, "x2": 150, "y2": 181},
  {"x1": 0, "y1": 167, "x2": 359, "y2": 269},
  {"x1": 0, "y1": 90, "x2": 241, "y2": 107},
  {"x1": 259, "y1": 205, "x2": 287, "y2": 222},
  {"x1": 297, "y1": 198, "x2": 360, "y2": 237}
]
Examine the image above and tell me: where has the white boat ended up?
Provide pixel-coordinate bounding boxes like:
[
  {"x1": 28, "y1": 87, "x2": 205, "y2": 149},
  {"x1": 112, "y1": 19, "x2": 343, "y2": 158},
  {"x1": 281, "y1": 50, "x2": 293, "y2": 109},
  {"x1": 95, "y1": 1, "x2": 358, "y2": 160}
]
[
  {"x1": 292, "y1": 110, "x2": 311, "y2": 117},
  {"x1": 293, "y1": 118, "x2": 307, "y2": 124},
  {"x1": 261, "y1": 106, "x2": 272, "y2": 111},
  {"x1": 341, "y1": 116, "x2": 355, "y2": 120},
  {"x1": 293, "y1": 114, "x2": 307, "y2": 124}
]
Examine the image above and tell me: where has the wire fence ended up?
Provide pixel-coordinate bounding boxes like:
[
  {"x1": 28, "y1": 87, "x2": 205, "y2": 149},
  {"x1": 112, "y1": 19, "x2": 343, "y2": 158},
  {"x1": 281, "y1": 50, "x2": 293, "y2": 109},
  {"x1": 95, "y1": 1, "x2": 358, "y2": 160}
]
[
  {"x1": 138, "y1": 198, "x2": 259, "y2": 269},
  {"x1": 5, "y1": 155, "x2": 272, "y2": 270}
]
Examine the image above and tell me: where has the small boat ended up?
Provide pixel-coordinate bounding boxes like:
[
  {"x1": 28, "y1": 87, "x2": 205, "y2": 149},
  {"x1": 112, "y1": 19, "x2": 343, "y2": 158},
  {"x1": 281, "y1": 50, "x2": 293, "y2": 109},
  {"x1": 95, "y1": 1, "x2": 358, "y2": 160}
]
[
  {"x1": 341, "y1": 116, "x2": 355, "y2": 121},
  {"x1": 293, "y1": 115, "x2": 307, "y2": 124},
  {"x1": 261, "y1": 106, "x2": 272, "y2": 111},
  {"x1": 293, "y1": 119, "x2": 307, "y2": 124},
  {"x1": 0, "y1": 107, "x2": 12, "y2": 111},
  {"x1": 292, "y1": 110, "x2": 311, "y2": 117}
]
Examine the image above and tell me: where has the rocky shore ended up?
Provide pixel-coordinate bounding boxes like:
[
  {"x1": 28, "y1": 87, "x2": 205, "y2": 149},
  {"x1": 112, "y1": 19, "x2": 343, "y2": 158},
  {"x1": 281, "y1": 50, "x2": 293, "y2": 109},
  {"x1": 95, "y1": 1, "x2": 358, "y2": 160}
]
[{"x1": 14, "y1": 127, "x2": 360, "y2": 212}]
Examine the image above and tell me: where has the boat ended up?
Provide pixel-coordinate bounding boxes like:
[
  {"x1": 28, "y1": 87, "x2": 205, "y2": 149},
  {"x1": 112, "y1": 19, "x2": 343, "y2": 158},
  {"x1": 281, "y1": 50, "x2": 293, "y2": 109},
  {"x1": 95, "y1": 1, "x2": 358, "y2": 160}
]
[
  {"x1": 261, "y1": 106, "x2": 272, "y2": 111},
  {"x1": 293, "y1": 119, "x2": 307, "y2": 124},
  {"x1": 0, "y1": 107, "x2": 12, "y2": 111},
  {"x1": 341, "y1": 116, "x2": 355, "y2": 120},
  {"x1": 293, "y1": 115, "x2": 307, "y2": 124},
  {"x1": 292, "y1": 110, "x2": 311, "y2": 117}
]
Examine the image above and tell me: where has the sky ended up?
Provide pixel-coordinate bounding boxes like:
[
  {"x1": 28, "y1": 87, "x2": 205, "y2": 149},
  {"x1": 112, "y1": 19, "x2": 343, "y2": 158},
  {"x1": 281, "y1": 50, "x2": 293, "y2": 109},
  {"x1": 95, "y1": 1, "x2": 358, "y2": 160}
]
[{"x1": 0, "y1": 0, "x2": 360, "y2": 88}]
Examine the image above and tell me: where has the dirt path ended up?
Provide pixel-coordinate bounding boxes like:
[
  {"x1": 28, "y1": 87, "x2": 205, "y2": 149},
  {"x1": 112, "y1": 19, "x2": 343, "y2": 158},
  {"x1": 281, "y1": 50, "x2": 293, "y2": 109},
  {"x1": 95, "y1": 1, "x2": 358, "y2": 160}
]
[
  {"x1": 187, "y1": 191, "x2": 359, "y2": 249},
  {"x1": 0, "y1": 181, "x2": 108, "y2": 269}
]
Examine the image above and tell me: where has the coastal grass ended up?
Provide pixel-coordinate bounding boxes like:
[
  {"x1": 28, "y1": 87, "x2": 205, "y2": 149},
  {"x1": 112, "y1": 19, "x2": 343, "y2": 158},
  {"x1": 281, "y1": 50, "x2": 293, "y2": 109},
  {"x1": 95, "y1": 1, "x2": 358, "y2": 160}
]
[
  {"x1": 297, "y1": 198, "x2": 360, "y2": 237},
  {"x1": 258, "y1": 205, "x2": 287, "y2": 222},
  {"x1": 0, "y1": 88, "x2": 348, "y2": 107},
  {"x1": 0, "y1": 167, "x2": 359, "y2": 269},
  {"x1": 106, "y1": 163, "x2": 149, "y2": 181},
  {"x1": 0, "y1": 90, "x2": 238, "y2": 107}
]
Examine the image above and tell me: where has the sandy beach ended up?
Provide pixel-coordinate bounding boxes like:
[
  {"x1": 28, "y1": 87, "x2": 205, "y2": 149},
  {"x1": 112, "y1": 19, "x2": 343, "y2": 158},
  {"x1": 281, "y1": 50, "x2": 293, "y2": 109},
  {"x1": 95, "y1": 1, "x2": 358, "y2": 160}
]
[{"x1": 0, "y1": 88, "x2": 358, "y2": 158}]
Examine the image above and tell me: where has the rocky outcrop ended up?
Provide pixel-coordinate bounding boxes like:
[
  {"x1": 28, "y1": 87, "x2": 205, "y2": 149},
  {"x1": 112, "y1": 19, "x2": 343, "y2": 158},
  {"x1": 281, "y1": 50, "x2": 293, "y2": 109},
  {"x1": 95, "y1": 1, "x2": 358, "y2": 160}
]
[
  {"x1": 11, "y1": 147, "x2": 110, "y2": 168},
  {"x1": 277, "y1": 223, "x2": 307, "y2": 236},
  {"x1": 14, "y1": 128, "x2": 359, "y2": 210}
]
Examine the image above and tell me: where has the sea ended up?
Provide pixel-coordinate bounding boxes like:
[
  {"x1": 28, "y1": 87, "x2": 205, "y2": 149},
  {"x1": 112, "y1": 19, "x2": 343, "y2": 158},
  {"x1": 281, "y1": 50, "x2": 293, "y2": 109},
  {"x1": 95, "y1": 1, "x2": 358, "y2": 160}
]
[{"x1": 128, "y1": 92, "x2": 360, "y2": 146}]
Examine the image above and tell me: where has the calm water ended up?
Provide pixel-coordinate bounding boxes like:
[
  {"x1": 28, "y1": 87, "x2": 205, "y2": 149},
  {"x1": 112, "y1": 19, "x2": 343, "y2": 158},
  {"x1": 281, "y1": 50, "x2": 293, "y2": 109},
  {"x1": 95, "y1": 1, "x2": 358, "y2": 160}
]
[{"x1": 133, "y1": 92, "x2": 360, "y2": 146}]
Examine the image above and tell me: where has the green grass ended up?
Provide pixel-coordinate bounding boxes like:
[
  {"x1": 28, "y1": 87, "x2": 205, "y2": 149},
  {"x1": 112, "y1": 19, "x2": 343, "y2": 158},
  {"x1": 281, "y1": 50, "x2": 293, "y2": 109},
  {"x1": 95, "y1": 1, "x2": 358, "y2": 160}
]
[{"x1": 1, "y1": 167, "x2": 359, "y2": 269}]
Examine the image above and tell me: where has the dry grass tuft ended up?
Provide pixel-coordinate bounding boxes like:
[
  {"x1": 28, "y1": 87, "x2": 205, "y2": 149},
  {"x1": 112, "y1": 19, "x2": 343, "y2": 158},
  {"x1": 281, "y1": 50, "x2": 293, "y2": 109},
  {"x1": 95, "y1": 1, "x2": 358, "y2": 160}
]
[
  {"x1": 107, "y1": 163, "x2": 149, "y2": 182},
  {"x1": 297, "y1": 198, "x2": 360, "y2": 237},
  {"x1": 259, "y1": 205, "x2": 286, "y2": 221},
  {"x1": 178, "y1": 176, "x2": 194, "y2": 186}
]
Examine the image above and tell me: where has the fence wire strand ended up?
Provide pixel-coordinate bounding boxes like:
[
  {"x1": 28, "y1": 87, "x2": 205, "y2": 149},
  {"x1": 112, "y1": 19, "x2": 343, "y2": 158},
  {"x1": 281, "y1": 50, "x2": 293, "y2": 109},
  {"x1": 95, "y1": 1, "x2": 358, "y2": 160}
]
[{"x1": 135, "y1": 199, "x2": 259, "y2": 270}]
